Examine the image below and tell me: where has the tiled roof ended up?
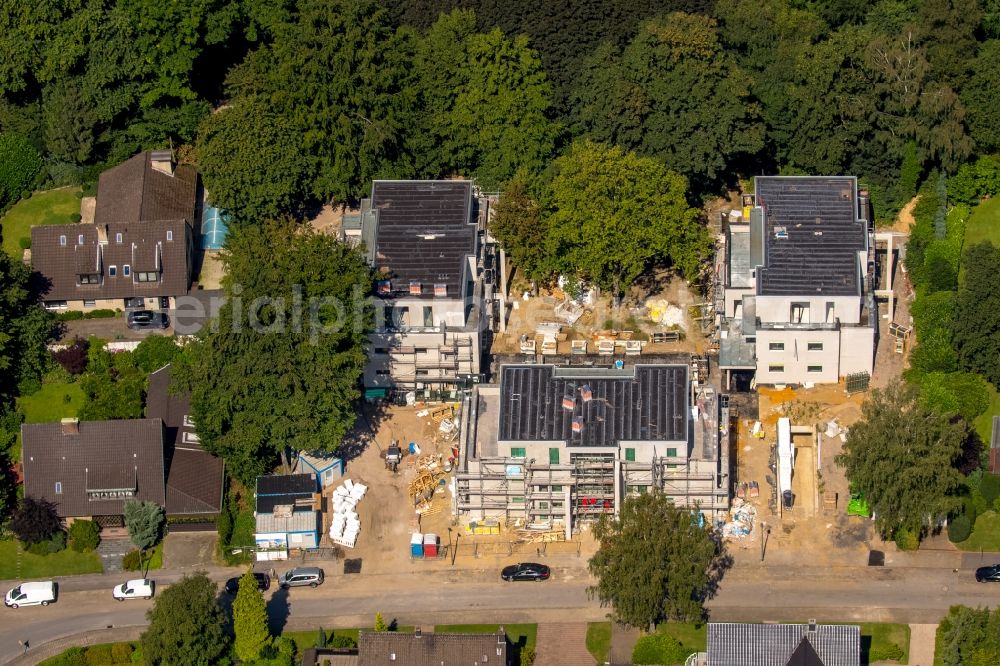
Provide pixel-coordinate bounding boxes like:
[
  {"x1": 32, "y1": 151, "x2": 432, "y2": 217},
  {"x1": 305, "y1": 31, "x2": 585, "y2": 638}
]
[
  {"x1": 94, "y1": 152, "x2": 198, "y2": 226},
  {"x1": 31, "y1": 220, "x2": 191, "y2": 301},
  {"x1": 148, "y1": 365, "x2": 225, "y2": 515},
  {"x1": 358, "y1": 630, "x2": 507, "y2": 666},
  {"x1": 370, "y1": 181, "x2": 476, "y2": 299},
  {"x1": 21, "y1": 420, "x2": 166, "y2": 517},
  {"x1": 706, "y1": 623, "x2": 860, "y2": 666}
]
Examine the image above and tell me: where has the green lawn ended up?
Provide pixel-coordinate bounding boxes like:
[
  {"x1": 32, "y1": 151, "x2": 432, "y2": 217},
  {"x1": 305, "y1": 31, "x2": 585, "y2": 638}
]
[
  {"x1": 17, "y1": 380, "x2": 85, "y2": 424},
  {"x1": 145, "y1": 542, "x2": 164, "y2": 570},
  {"x1": 0, "y1": 539, "x2": 103, "y2": 579},
  {"x1": 958, "y1": 510, "x2": 1000, "y2": 552},
  {"x1": 963, "y1": 197, "x2": 1000, "y2": 248},
  {"x1": 859, "y1": 622, "x2": 910, "y2": 663},
  {"x1": 973, "y1": 383, "x2": 1000, "y2": 444},
  {"x1": 655, "y1": 622, "x2": 708, "y2": 651},
  {"x1": 586, "y1": 622, "x2": 612, "y2": 664},
  {"x1": 0, "y1": 186, "x2": 82, "y2": 258}
]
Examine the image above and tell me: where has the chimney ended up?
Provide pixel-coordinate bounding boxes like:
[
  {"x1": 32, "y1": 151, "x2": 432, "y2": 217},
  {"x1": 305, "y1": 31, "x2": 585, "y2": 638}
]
[
  {"x1": 415, "y1": 627, "x2": 422, "y2": 638},
  {"x1": 150, "y1": 150, "x2": 174, "y2": 177},
  {"x1": 807, "y1": 619, "x2": 817, "y2": 633},
  {"x1": 61, "y1": 418, "x2": 80, "y2": 435}
]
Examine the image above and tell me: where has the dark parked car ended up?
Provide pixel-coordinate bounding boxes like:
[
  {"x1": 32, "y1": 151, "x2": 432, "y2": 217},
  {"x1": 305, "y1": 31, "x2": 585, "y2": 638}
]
[
  {"x1": 224, "y1": 573, "x2": 271, "y2": 595},
  {"x1": 127, "y1": 310, "x2": 169, "y2": 330},
  {"x1": 975, "y1": 565, "x2": 1000, "y2": 582},
  {"x1": 501, "y1": 563, "x2": 550, "y2": 582}
]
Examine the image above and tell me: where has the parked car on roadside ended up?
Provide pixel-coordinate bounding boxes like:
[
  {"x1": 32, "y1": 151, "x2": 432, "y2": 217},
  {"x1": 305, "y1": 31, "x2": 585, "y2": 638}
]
[
  {"x1": 501, "y1": 563, "x2": 550, "y2": 582},
  {"x1": 975, "y1": 565, "x2": 1000, "y2": 582},
  {"x1": 225, "y1": 573, "x2": 271, "y2": 595},
  {"x1": 112, "y1": 579, "x2": 154, "y2": 601},
  {"x1": 5, "y1": 581, "x2": 57, "y2": 608},
  {"x1": 127, "y1": 310, "x2": 169, "y2": 330},
  {"x1": 279, "y1": 567, "x2": 324, "y2": 589}
]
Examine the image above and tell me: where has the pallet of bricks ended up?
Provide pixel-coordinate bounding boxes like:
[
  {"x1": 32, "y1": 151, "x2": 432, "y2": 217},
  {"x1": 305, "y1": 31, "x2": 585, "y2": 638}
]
[{"x1": 329, "y1": 479, "x2": 367, "y2": 548}]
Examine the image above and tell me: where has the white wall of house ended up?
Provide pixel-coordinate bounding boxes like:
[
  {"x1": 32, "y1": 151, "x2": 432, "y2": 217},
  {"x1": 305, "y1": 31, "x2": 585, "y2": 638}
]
[
  {"x1": 46, "y1": 295, "x2": 176, "y2": 312},
  {"x1": 755, "y1": 328, "x2": 841, "y2": 384},
  {"x1": 725, "y1": 287, "x2": 753, "y2": 319},
  {"x1": 754, "y1": 294, "x2": 862, "y2": 325},
  {"x1": 839, "y1": 324, "x2": 876, "y2": 376}
]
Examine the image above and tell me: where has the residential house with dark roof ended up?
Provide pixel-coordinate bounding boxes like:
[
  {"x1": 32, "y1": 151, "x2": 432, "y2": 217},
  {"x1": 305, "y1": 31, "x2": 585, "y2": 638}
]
[
  {"x1": 254, "y1": 474, "x2": 320, "y2": 558},
  {"x1": 456, "y1": 363, "x2": 731, "y2": 536},
  {"x1": 358, "y1": 628, "x2": 508, "y2": 666},
  {"x1": 31, "y1": 150, "x2": 198, "y2": 312},
  {"x1": 343, "y1": 180, "x2": 500, "y2": 399},
  {"x1": 21, "y1": 418, "x2": 166, "y2": 525},
  {"x1": 718, "y1": 176, "x2": 876, "y2": 387},
  {"x1": 698, "y1": 622, "x2": 860, "y2": 666},
  {"x1": 147, "y1": 364, "x2": 225, "y2": 518}
]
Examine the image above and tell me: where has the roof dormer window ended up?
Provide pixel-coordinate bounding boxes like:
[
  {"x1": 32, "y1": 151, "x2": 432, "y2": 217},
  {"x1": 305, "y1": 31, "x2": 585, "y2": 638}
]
[
  {"x1": 166, "y1": 230, "x2": 173, "y2": 242},
  {"x1": 377, "y1": 280, "x2": 392, "y2": 295},
  {"x1": 409, "y1": 281, "x2": 422, "y2": 296},
  {"x1": 434, "y1": 283, "x2": 447, "y2": 297},
  {"x1": 116, "y1": 233, "x2": 123, "y2": 243},
  {"x1": 59, "y1": 235, "x2": 66, "y2": 246},
  {"x1": 78, "y1": 234, "x2": 84, "y2": 245},
  {"x1": 109, "y1": 265, "x2": 117, "y2": 277}
]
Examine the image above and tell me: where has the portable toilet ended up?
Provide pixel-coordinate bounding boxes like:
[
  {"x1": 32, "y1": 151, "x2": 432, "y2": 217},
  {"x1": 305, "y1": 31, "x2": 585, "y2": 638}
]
[
  {"x1": 423, "y1": 533, "x2": 438, "y2": 557},
  {"x1": 410, "y1": 533, "x2": 424, "y2": 558}
]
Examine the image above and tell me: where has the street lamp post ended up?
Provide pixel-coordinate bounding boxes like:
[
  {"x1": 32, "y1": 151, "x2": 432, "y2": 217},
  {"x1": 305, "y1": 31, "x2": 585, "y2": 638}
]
[
  {"x1": 447, "y1": 528, "x2": 453, "y2": 565},
  {"x1": 760, "y1": 521, "x2": 771, "y2": 563},
  {"x1": 451, "y1": 530, "x2": 461, "y2": 566}
]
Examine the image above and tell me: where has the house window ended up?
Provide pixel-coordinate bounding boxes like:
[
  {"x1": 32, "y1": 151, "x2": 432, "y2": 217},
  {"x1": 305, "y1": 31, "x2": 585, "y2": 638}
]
[
  {"x1": 551, "y1": 485, "x2": 563, "y2": 492},
  {"x1": 807, "y1": 342, "x2": 823, "y2": 351},
  {"x1": 807, "y1": 365, "x2": 823, "y2": 373},
  {"x1": 166, "y1": 230, "x2": 173, "y2": 242},
  {"x1": 123, "y1": 265, "x2": 130, "y2": 276},
  {"x1": 537, "y1": 501, "x2": 549, "y2": 510},
  {"x1": 374, "y1": 347, "x2": 388, "y2": 355},
  {"x1": 59, "y1": 235, "x2": 66, "y2": 246},
  {"x1": 549, "y1": 448, "x2": 560, "y2": 464},
  {"x1": 136, "y1": 271, "x2": 158, "y2": 282},
  {"x1": 78, "y1": 274, "x2": 100, "y2": 284},
  {"x1": 434, "y1": 283, "x2": 447, "y2": 297},
  {"x1": 115, "y1": 233, "x2": 123, "y2": 243},
  {"x1": 55, "y1": 482, "x2": 62, "y2": 494},
  {"x1": 182, "y1": 431, "x2": 201, "y2": 445},
  {"x1": 790, "y1": 302, "x2": 809, "y2": 323},
  {"x1": 375, "y1": 369, "x2": 391, "y2": 375},
  {"x1": 414, "y1": 347, "x2": 428, "y2": 353},
  {"x1": 552, "y1": 501, "x2": 564, "y2": 509},
  {"x1": 510, "y1": 447, "x2": 526, "y2": 458},
  {"x1": 77, "y1": 234, "x2": 84, "y2": 245},
  {"x1": 769, "y1": 342, "x2": 784, "y2": 351},
  {"x1": 769, "y1": 364, "x2": 784, "y2": 373},
  {"x1": 409, "y1": 281, "x2": 422, "y2": 296},
  {"x1": 183, "y1": 415, "x2": 196, "y2": 427},
  {"x1": 83, "y1": 300, "x2": 96, "y2": 307},
  {"x1": 423, "y1": 306, "x2": 433, "y2": 328},
  {"x1": 109, "y1": 265, "x2": 117, "y2": 277},
  {"x1": 825, "y1": 302, "x2": 835, "y2": 323},
  {"x1": 666, "y1": 447, "x2": 678, "y2": 458},
  {"x1": 625, "y1": 448, "x2": 635, "y2": 462}
]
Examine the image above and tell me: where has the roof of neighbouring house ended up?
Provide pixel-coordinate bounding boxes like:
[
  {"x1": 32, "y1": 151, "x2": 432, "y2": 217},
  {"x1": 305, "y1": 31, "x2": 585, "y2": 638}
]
[
  {"x1": 706, "y1": 623, "x2": 861, "y2": 666},
  {"x1": 498, "y1": 364, "x2": 689, "y2": 445},
  {"x1": 300, "y1": 648, "x2": 358, "y2": 666},
  {"x1": 21, "y1": 419, "x2": 166, "y2": 517},
  {"x1": 147, "y1": 364, "x2": 225, "y2": 515},
  {"x1": 297, "y1": 450, "x2": 343, "y2": 473},
  {"x1": 255, "y1": 510, "x2": 319, "y2": 535},
  {"x1": 369, "y1": 180, "x2": 476, "y2": 299},
  {"x1": 255, "y1": 473, "x2": 316, "y2": 513},
  {"x1": 94, "y1": 151, "x2": 198, "y2": 226},
  {"x1": 31, "y1": 219, "x2": 191, "y2": 301},
  {"x1": 358, "y1": 629, "x2": 507, "y2": 666},
  {"x1": 754, "y1": 176, "x2": 867, "y2": 297}
]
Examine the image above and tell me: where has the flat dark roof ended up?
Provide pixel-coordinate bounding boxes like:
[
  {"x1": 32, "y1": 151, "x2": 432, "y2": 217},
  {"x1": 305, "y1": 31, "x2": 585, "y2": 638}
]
[
  {"x1": 370, "y1": 181, "x2": 475, "y2": 298},
  {"x1": 498, "y1": 365, "x2": 688, "y2": 446},
  {"x1": 755, "y1": 176, "x2": 866, "y2": 297},
  {"x1": 256, "y1": 473, "x2": 316, "y2": 513}
]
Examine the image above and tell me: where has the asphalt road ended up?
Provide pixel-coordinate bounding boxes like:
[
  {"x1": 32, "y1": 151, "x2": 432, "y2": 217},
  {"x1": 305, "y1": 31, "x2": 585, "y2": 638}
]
[{"x1": 4, "y1": 564, "x2": 1000, "y2": 664}]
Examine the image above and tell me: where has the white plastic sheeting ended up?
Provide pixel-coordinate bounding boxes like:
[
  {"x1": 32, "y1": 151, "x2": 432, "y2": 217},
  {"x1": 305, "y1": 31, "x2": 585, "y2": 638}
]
[
  {"x1": 777, "y1": 417, "x2": 793, "y2": 496},
  {"x1": 329, "y1": 478, "x2": 367, "y2": 548}
]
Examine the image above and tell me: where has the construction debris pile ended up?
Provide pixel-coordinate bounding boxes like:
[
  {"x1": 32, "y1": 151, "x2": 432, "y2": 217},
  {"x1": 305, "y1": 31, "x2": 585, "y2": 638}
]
[
  {"x1": 643, "y1": 298, "x2": 686, "y2": 329},
  {"x1": 329, "y1": 478, "x2": 367, "y2": 548},
  {"x1": 721, "y1": 498, "x2": 757, "y2": 539}
]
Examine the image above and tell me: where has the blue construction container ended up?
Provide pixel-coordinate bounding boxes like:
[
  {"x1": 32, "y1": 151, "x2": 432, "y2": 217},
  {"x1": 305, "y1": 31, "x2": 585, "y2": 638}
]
[{"x1": 410, "y1": 532, "x2": 424, "y2": 558}]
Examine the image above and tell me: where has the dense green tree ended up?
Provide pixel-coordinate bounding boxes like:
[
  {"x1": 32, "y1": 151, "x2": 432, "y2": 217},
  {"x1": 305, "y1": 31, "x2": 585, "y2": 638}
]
[
  {"x1": 68, "y1": 519, "x2": 101, "y2": 552},
  {"x1": 141, "y1": 572, "x2": 230, "y2": 666},
  {"x1": 78, "y1": 347, "x2": 146, "y2": 421},
  {"x1": 0, "y1": 132, "x2": 41, "y2": 206},
  {"x1": 0, "y1": 251, "x2": 52, "y2": 401},
  {"x1": 574, "y1": 13, "x2": 764, "y2": 190},
  {"x1": 915, "y1": 371, "x2": 991, "y2": 422},
  {"x1": 490, "y1": 173, "x2": 552, "y2": 282},
  {"x1": 960, "y1": 41, "x2": 1000, "y2": 154},
  {"x1": 172, "y1": 221, "x2": 373, "y2": 485},
  {"x1": 952, "y1": 242, "x2": 1000, "y2": 388},
  {"x1": 917, "y1": 0, "x2": 982, "y2": 85},
  {"x1": 196, "y1": 98, "x2": 314, "y2": 221},
  {"x1": 227, "y1": 0, "x2": 417, "y2": 201},
  {"x1": 589, "y1": 493, "x2": 722, "y2": 628},
  {"x1": 936, "y1": 605, "x2": 1000, "y2": 666},
  {"x1": 124, "y1": 500, "x2": 166, "y2": 551},
  {"x1": 234, "y1": 569, "x2": 272, "y2": 661},
  {"x1": 949, "y1": 154, "x2": 1000, "y2": 205},
  {"x1": 10, "y1": 497, "x2": 62, "y2": 545},
  {"x1": 543, "y1": 141, "x2": 709, "y2": 297},
  {"x1": 836, "y1": 382, "x2": 965, "y2": 538},
  {"x1": 133, "y1": 335, "x2": 180, "y2": 374}
]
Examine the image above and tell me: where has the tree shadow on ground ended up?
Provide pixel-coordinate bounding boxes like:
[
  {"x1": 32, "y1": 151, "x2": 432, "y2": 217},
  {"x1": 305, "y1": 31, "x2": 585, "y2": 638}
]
[
  {"x1": 337, "y1": 399, "x2": 391, "y2": 463},
  {"x1": 266, "y1": 586, "x2": 291, "y2": 636}
]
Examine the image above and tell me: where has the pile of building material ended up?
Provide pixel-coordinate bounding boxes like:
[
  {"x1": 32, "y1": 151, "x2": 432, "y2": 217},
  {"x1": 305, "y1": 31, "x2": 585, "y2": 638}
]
[
  {"x1": 515, "y1": 527, "x2": 565, "y2": 543},
  {"x1": 721, "y1": 498, "x2": 757, "y2": 539},
  {"x1": 329, "y1": 478, "x2": 367, "y2": 548},
  {"x1": 644, "y1": 298, "x2": 686, "y2": 329}
]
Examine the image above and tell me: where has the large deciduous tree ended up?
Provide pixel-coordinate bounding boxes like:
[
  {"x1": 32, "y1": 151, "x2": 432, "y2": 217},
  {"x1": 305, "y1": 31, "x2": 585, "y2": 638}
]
[
  {"x1": 234, "y1": 569, "x2": 272, "y2": 661},
  {"x1": 936, "y1": 605, "x2": 1000, "y2": 666},
  {"x1": 589, "y1": 493, "x2": 722, "y2": 628},
  {"x1": 961, "y1": 40, "x2": 1000, "y2": 154},
  {"x1": 574, "y1": 12, "x2": 764, "y2": 190},
  {"x1": 543, "y1": 141, "x2": 709, "y2": 297},
  {"x1": 173, "y1": 221, "x2": 373, "y2": 485},
  {"x1": 491, "y1": 173, "x2": 552, "y2": 283},
  {"x1": 0, "y1": 251, "x2": 52, "y2": 401},
  {"x1": 141, "y1": 573, "x2": 230, "y2": 666},
  {"x1": 78, "y1": 347, "x2": 146, "y2": 421},
  {"x1": 10, "y1": 496, "x2": 62, "y2": 546},
  {"x1": 952, "y1": 242, "x2": 1000, "y2": 388},
  {"x1": 836, "y1": 382, "x2": 966, "y2": 538}
]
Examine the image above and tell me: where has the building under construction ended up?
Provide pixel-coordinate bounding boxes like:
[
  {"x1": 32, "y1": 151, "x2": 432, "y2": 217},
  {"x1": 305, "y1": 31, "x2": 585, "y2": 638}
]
[{"x1": 454, "y1": 361, "x2": 732, "y2": 536}]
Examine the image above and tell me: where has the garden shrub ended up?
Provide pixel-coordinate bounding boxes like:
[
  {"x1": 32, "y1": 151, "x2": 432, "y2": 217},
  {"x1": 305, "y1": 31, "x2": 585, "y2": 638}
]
[
  {"x1": 632, "y1": 633, "x2": 690, "y2": 665},
  {"x1": 948, "y1": 514, "x2": 972, "y2": 543},
  {"x1": 868, "y1": 642, "x2": 905, "y2": 662},
  {"x1": 70, "y1": 213, "x2": 82, "y2": 223},
  {"x1": 18, "y1": 236, "x2": 30, "y2": 249},
  {"x1": 110, "y1": 643, "x2": 134, "y2": 663},
  {"x1": 893, "y1": 527, "x2": 919, "y2": 551},
  {"x1": 26, "y1": 530, "x2": 67, "y2": 555},
  {"x1": 122, "y1": 549, "x2": 143, "y2": 571},
  {"x1": 57, "y1": 311, "x2": 84, "y2": 321},
  {"x1": 83, "y1": 309, "x2": 117, "y2": 319},
  {"x1": 69, "y1": 519, "x2": 101, "y2": 552},
  {"x1": 978, "y1": 474, "x2": 1000, "y2": 506},
  {"x1": 0, "y1": 132, "x2": 42, "y2": 207},
  {"x1": 329, "y1": 635, "x2": 357, "y2": 648},
  {"x1": 52, "y1": 338, "x2": 89, "y2": 375}
]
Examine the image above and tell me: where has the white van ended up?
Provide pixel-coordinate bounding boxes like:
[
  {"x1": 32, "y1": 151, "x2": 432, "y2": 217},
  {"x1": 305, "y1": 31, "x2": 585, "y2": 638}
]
[{"x1": 5, "y1": 581, "x2": 57, "y2": 608}]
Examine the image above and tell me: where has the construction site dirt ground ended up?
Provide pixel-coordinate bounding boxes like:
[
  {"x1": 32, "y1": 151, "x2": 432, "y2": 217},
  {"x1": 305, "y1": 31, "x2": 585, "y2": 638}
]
[{"x1": 326, "y1": 404, "x2": 597, "y2": 580}]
